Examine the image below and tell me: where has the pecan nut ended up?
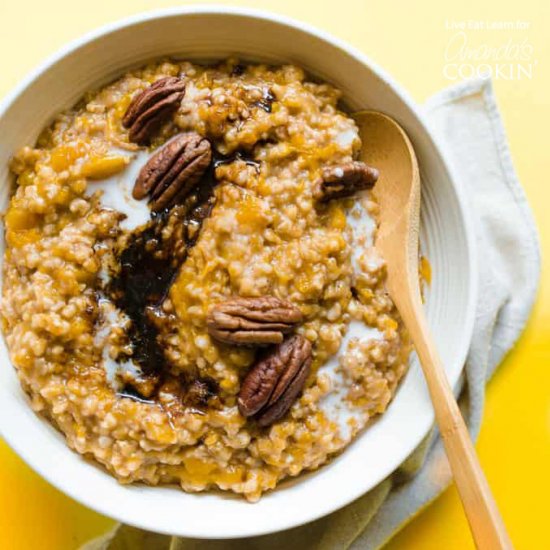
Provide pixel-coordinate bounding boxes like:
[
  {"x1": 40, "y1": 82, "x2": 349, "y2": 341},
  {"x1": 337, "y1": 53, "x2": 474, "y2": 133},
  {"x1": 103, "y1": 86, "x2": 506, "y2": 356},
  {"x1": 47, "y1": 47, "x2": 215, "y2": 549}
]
[
  {"x1": 238, "y1": 334, "x2": 312, "y2": 426},
  {"x1": 207, "y1": 296, "x2": 303, "y2": 346},
  {"x1": 313, "y1": 161, "x2": 379, "y2": 202},
  {"x1": 123, "y1": 77, "x2": 186, "y2": 144},
  {"x1": 133, "y1": 132, "x2": 212, "y2": 211}
]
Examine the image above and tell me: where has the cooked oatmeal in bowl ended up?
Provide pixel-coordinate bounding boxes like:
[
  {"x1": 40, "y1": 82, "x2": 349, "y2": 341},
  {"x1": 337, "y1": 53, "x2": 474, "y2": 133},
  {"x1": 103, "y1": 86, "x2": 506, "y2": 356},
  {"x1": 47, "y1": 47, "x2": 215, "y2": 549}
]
[{"x1": 1, "y1": 58, "x2": 411, "y2": 501}]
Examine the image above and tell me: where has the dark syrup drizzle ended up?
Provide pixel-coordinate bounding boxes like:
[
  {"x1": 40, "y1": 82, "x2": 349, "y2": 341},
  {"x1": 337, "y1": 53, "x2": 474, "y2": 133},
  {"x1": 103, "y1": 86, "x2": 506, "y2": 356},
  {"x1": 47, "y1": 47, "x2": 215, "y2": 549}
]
[{"x1": 110, "y1": 214, "x2": 179, "y2": 376}]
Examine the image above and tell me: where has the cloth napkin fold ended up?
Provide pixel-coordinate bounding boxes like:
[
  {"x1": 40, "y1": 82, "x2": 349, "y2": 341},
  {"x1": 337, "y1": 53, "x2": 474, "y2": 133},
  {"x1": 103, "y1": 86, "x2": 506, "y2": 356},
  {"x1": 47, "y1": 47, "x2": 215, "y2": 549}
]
[{"x1": 82, "y1": 77, "x2": 540, "y2": 550}]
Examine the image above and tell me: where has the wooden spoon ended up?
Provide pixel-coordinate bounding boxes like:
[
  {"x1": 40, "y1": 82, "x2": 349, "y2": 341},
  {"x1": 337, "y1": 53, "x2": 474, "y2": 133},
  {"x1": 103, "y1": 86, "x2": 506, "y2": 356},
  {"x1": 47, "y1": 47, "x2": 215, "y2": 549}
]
[{"x1": 354, "y1": 110, "x2": 512, "y2": 549}]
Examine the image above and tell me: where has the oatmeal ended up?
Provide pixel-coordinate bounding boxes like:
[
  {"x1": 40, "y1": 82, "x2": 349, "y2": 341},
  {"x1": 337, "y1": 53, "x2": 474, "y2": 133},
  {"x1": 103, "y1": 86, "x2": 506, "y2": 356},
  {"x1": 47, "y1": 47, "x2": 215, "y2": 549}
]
[{"x1": 1, "y1": 59, "x2": 411, "y2": 501}]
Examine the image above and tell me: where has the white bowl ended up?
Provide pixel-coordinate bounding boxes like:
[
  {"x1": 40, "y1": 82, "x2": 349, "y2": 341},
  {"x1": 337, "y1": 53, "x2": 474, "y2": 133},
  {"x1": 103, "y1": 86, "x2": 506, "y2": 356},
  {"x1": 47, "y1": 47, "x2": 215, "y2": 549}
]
[{"x1": 0, "y1": 6, "x2": 477, "y2": 539}]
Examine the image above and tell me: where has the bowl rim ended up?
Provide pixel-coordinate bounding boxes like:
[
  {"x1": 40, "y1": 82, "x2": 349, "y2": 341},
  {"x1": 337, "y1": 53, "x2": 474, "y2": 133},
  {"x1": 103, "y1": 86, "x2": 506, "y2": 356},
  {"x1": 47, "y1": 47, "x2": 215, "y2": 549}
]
[{"x1": 0, "y1": 5, "x2": 479, "y2": 538}]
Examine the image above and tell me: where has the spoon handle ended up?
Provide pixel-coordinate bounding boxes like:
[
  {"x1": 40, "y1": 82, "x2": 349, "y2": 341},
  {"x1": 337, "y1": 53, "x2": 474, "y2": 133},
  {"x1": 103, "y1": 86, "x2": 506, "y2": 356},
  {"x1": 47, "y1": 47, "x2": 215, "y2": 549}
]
[{"x1": 401, "y1": 300, "x2": 513, "y2": 549}]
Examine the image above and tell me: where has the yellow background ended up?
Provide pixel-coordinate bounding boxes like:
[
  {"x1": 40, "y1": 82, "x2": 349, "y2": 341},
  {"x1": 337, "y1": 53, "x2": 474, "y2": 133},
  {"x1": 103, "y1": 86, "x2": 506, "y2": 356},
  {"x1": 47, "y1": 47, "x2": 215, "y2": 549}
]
[{"x1": 0, "y1": 1, "x2": 548, "y2": 548}]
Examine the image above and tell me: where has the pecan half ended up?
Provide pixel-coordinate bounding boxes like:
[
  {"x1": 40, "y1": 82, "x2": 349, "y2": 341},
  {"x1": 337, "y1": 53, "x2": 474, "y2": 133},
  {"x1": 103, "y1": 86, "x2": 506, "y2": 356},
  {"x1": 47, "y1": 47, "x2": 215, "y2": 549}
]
[
  {"x1": 238, "y1": 334, "x2": 312, "y2": 426},
  {"x1": 123, "y1": 77, "x2": 186, "y2": 144},
  {"x1": 207, "y1": 296, "x2": 303, "y2": 346},
  {"x1": 133, "y1": 133, "x2": 212, "y2": 211},
  {"x1": 313, "y1": 161, "x2": 379, "y2": 202}
]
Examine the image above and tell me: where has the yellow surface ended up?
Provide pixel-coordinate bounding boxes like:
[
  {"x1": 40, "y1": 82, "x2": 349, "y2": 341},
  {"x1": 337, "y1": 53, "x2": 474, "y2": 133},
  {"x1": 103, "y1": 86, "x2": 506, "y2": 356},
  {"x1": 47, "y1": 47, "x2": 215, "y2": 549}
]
[{"x1": 0, "y1": 1, "x2": 548, "y2": 548}]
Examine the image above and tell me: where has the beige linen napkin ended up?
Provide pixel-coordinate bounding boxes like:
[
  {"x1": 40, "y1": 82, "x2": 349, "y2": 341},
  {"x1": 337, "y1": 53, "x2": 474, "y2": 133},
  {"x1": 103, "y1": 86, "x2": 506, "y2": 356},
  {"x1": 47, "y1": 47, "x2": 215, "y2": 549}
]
[{"x1": 82, "y1": 77, "x2": 540, "y2": 550}]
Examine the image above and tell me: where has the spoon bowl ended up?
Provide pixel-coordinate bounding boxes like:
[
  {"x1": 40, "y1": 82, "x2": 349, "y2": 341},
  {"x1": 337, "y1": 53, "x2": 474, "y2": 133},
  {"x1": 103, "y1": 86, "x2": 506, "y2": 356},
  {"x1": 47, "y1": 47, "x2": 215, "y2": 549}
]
[{"x1": 355, "y1": 110, "x2": 420, "y2": 302}]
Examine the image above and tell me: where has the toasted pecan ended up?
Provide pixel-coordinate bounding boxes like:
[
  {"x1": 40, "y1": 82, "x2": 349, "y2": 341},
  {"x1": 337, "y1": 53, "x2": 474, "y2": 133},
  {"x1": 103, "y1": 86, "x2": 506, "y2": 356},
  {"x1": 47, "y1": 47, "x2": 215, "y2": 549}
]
[
  {"x1": 123, "y1": 77, "x2": 186, "y2": 144},
  {"x1": 313, "y1": 161, "x2": 379, "y2": 202},
  {"x1": 133, "y1": 132, "x2": 212, "y2": 211},
  {"x1": 207, "y1": 296, "x2": 303, "y2": 346},
  {"x1": 238, "y1": 334, "x2": 312, "y2": 426}
]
